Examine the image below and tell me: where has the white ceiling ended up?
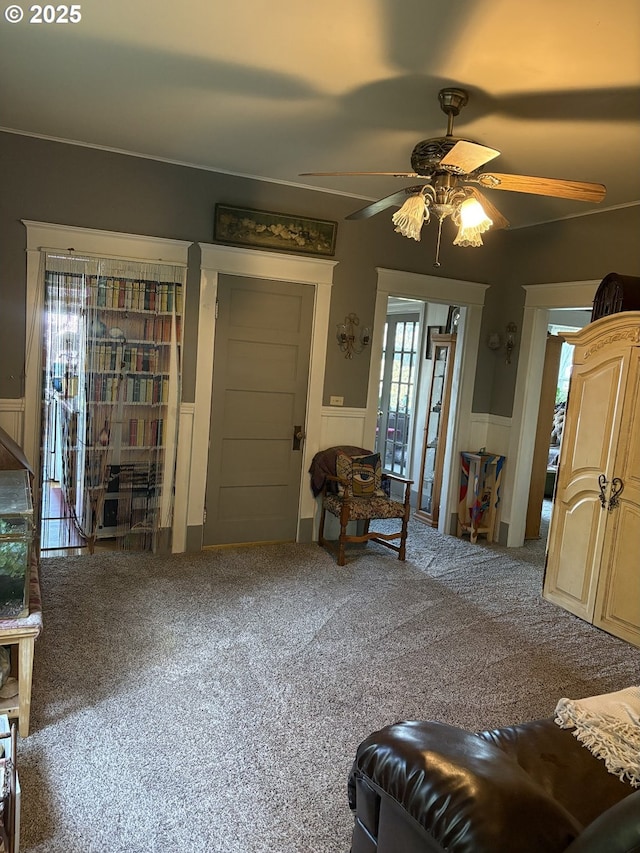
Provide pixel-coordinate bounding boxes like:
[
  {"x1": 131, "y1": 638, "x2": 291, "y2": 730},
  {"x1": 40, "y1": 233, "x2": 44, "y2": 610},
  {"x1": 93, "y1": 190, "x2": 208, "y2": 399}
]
[{"x1": 2, "y1": 0, "x2": 639, "y2": 229}]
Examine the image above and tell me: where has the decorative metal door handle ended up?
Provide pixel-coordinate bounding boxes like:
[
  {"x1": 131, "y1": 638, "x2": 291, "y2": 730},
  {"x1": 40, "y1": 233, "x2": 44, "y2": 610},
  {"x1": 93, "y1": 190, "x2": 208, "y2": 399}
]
[
  {"x1": 608, "y1": 477, "x2": 624, "y2": 511},
  {"x1": 598, "y1": 474, "x2": 608, "y2": 509}
]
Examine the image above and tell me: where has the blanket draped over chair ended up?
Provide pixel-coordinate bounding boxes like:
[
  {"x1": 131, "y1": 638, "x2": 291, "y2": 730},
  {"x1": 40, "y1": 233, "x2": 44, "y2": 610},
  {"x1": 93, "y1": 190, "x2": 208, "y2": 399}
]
[
  {"x1": 555, "y1": 685, "x2": 640, "y2": 787},
  {"x1": 308, "y1": 445, "x2": 370, "y2": 497}
]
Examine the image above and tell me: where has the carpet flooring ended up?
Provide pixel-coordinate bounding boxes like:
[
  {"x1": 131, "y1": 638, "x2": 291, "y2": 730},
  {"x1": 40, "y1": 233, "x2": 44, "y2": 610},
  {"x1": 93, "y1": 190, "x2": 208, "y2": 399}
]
[{"x1": 17, "y1": 516, "x2": 640, "y2": 852}]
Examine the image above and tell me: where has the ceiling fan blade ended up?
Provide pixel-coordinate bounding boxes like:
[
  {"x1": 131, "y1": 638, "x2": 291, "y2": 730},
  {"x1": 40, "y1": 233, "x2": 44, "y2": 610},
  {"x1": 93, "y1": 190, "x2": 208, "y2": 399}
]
[
  {"x1": 346, "y1": 186, "x2": 425, "y2": 220},
  {"x1": 300, "y1": 171, "x2": 419, "y2": 177},
  {"x1": 476, "y1": 172, "x2": 606, "y2": 203},
  {"x1": 468, "y1": 187, "x2": 510, "y2": 230},
  {"x1": 439, "y1": 140, "x2": 501, "y2": 174}
]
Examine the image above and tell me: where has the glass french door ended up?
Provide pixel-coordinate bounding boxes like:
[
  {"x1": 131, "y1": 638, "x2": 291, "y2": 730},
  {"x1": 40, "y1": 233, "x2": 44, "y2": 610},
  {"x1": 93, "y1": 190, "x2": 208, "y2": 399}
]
[{"x1": 376, "y1": 312, "x2": 420, "y2": 476}]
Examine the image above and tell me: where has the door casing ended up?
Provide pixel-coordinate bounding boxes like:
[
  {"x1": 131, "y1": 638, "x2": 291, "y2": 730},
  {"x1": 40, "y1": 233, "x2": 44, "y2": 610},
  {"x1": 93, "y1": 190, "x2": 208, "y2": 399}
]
[
  {"x1": 180, "y1": 243, "x2": 336, "y2": 551},
  {"x1": 368, "y1": 268, "x2": 489, "y2": 536}
]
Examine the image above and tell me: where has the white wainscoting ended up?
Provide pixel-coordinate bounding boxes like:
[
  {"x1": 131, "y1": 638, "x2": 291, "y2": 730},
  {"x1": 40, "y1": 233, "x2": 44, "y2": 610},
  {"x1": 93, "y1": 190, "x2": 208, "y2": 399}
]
[
  {"x1": 467, "y1": 413, "x2": 512, "y2": 459},
  {"x1": 319, "y1": 406, "x2": 368, "y2": 450},
  {"x1": 0, "y1": 399, "x2": 24, "y2": 446}
]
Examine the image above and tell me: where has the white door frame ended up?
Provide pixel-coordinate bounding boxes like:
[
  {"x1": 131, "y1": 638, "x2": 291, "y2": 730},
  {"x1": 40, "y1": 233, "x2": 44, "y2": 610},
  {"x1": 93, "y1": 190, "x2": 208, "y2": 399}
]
[
  {"x1": 367, "y1": 268, "x2": 489, "y2": 536},
  {"x1": 179, "y1": 243, "x2": 336, "y2": 551},
  {"x1": 22, "y1": 220, "x2": 190, "y2": 524},
  {"x1": 504, "y1": 279, "x2": 599, "y2": 547}
]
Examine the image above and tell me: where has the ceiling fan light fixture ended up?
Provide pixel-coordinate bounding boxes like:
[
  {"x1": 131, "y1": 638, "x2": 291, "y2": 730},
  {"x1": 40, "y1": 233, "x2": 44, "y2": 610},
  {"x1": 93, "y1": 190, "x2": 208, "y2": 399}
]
[
  {"x1": 452, "y1": 196, "x2": 493, "y2": 247},
  {"x1": 391, "y1": 193, "x2": 429, "y2": 241}
]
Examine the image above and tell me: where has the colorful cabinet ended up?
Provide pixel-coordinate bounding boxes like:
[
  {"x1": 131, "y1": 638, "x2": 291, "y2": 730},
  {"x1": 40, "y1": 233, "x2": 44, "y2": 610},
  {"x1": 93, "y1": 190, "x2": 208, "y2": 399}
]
[{"x1": 457, "y1": 451, "x2": 505, "y2": 543}]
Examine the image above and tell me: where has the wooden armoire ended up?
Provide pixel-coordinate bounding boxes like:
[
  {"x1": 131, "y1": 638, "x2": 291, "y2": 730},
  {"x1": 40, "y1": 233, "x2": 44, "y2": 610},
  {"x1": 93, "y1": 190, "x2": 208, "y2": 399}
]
[{"x1": 543, "y1": 311, "x2": 640, "y2": 647}]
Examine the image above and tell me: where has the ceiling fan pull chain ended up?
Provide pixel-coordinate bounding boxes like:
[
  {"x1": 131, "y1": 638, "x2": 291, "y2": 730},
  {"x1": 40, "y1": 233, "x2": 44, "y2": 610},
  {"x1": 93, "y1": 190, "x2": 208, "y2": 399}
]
[{"x1": 433, "y1": 217, "x2": 444, "y2": 267}]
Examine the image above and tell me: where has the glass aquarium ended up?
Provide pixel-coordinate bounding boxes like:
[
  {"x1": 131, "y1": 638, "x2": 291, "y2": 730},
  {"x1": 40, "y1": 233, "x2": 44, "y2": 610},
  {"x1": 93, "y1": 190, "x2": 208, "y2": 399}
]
[{"x1": 0, "y1": 469, "x2": 33, "y2": 618}]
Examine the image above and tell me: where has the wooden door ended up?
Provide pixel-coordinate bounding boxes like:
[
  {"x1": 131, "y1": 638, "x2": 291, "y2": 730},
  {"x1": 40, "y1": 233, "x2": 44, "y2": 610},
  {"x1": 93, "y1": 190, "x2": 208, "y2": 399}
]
[
  {"x1": 543, "y1": 350, "x2": 629, "y2": 620},
  {"x1": 203, "y1": 275, "x2": 314, "y2": 546},
  {"x1": 594, "y1": 347, "x2": 640, "y2": 645},
  {"x1": 525, "y1": 335, "x2": 563, "y2": 539}
]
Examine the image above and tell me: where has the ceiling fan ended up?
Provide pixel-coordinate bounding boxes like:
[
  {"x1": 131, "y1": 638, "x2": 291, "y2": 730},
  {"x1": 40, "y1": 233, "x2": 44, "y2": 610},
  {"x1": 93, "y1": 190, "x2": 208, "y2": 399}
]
[{"x1": 301, "y1": 87, "x2": 606, "y2": 266}]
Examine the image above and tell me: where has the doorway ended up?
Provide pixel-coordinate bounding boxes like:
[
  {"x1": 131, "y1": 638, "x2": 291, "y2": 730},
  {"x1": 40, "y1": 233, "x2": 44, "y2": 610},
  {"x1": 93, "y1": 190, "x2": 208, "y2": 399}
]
[
  {"x1": 375, "y1": 301, "x2": 422, "y2": 477},
  {"x1": 40, "y1": 272, "x2": 86, "y2": 555},
  {"x1": 525, "y1": 309, "x2": 591, "y2": 541},
  {"x1": 37, "y1": 254, "x2": 186, "y2": 555},
  {"x1": 203, "y1": 275, "x2": 314, "y2": 546},
  {"x1": 506, "y1": 279, "x2": 599, "y2": 547}
]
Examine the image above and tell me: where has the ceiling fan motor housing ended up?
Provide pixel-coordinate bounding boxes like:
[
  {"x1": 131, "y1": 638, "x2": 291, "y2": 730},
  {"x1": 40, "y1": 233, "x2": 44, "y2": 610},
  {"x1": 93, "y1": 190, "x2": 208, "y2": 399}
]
[{"x1": 411, "y1": 136, "x2": 476, "y2": 176}]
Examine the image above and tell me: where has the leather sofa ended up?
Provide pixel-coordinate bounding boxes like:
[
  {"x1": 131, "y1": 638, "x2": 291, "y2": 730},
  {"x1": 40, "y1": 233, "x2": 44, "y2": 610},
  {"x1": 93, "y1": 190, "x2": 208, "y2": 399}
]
[{"x1": 348, "y1": 718, "x2": 640, "y2": 853}]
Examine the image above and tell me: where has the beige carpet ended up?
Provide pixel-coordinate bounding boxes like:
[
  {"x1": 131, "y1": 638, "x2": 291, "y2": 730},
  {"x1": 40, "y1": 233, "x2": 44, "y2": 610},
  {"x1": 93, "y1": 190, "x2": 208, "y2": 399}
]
[{"x1": 17, "y1": 516, "x2": 639, "y2": 852}]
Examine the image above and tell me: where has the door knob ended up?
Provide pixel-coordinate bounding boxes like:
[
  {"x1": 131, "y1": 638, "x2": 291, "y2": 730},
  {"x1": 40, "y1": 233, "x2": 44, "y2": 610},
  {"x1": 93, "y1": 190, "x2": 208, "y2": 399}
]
[{"x1": 292, "y1": 425, "x2": 306, "y2": 450}]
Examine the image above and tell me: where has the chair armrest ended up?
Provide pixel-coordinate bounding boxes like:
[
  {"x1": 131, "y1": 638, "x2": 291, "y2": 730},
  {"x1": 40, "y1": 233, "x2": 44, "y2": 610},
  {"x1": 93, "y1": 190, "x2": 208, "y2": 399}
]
[
  {"x1": 383, "y1": 473, "x2": 414, "y2": 485},
  {"x1": 563, "y1": 790, "x2": 640, "y2": 853},
  {"x1": 321, "y1": 473, "x2": 351, "y2": 497},
  {"x1": 352, "y1": 720, "x2": 582, "y2": 853},
  {"x1": 382, "y1": 473, "x2": 413, "y2": 504}
]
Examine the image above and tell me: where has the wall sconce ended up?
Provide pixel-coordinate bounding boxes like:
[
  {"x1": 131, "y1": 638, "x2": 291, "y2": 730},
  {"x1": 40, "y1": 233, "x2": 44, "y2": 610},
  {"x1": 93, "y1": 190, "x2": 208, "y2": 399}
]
[
  {"x1": 487, "y1": 322, "x2": 517, "y2": 364},
  {"x1": 337, "y1": 313, "x2": 371, "y2": 359}
]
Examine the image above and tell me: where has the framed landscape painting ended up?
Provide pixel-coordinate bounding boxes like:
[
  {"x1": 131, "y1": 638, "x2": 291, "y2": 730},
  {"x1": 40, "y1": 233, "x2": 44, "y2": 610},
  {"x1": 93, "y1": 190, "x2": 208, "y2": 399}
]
[{"x1": 214, "y1": 204, "x2": 337, "y2": 257}]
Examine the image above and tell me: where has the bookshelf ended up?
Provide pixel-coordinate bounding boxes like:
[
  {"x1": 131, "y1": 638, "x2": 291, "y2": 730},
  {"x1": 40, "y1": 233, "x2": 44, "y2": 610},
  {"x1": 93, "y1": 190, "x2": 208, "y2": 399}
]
[{"x1": 59, "y1": 274, "x2": 183, "y2": 548}]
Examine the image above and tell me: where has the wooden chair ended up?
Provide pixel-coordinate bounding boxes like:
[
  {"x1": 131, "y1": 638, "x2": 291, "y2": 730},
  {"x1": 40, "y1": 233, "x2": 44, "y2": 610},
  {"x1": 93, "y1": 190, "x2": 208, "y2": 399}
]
[{"x1": 315, "y1": 448, "x2": 413, "y2": 566}]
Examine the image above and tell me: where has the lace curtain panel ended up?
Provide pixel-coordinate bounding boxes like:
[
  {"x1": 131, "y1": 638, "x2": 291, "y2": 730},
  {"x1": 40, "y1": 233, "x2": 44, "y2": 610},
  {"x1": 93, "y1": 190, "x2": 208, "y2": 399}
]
[{"x1": 43, "y1": 253, "x2": 184, "y2": 551}]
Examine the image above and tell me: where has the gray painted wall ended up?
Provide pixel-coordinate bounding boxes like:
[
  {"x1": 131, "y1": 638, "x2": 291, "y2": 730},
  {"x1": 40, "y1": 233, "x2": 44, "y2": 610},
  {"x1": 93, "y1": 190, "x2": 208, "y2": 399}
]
[
  {"x1": 1, "y1": 131, "x2": 639, "y2": 417},
  {"x1": 473, "y1": 205, "x2": 640, "y2": 416}
]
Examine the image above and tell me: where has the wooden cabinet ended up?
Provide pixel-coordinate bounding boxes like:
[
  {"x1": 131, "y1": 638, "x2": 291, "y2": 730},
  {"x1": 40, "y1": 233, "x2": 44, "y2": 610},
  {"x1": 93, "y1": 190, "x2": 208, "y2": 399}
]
[
  {"x1": 543, "y1": 311, "x2": 640, "y2": 647},
  {"x1": 415, "y1": 333, "x2": 456, "y2": 527}
]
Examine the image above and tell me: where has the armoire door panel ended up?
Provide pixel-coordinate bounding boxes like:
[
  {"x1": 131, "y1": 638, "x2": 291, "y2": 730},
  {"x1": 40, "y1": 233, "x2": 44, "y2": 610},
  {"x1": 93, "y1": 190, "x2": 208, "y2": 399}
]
[
  {"x1": 612, "y1": 349, "x2": 640, "y2": 490},
  {"x1": 595, "y1": 502, "x2": 640, "y2": 645},
  {"x1": 560, "y1": 358, "x2": 625, "y2": 481},
  {"x1": 544, "y1": 496, "x2": 603, "y2": 619},
  {"x1": 594, "y1": 349, "x2": 640, "y2": 645}
]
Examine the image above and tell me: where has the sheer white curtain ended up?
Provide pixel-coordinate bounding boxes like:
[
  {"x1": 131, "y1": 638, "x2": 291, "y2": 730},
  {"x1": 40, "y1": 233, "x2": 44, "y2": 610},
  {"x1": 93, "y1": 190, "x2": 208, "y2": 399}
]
[{"x1": 43, "y1": 253, "x2": 184, "y2": 551}]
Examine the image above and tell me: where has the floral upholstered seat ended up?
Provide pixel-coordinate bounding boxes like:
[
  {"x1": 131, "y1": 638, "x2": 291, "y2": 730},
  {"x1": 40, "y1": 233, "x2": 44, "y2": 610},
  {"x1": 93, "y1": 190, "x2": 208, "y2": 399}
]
[{"x1": 310, "y1": 447, "x2": 413, "y2": 566}]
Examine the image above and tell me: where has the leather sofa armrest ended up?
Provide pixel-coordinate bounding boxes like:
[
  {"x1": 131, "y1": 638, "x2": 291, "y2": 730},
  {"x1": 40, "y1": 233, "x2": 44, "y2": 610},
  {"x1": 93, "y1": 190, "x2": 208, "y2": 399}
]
[
  {"x1": 563, "y1": 789, "x2": 640, "y2": 853},
  {"x1": 352, "y1": 720, "x2": 582, "y2": 853}
]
